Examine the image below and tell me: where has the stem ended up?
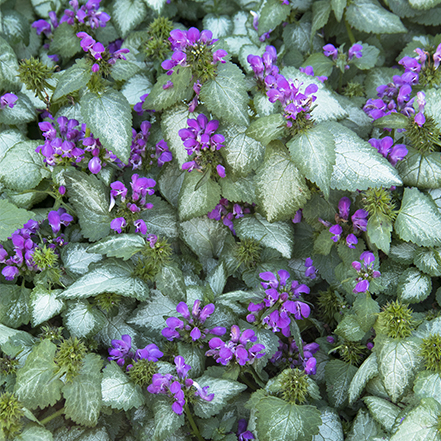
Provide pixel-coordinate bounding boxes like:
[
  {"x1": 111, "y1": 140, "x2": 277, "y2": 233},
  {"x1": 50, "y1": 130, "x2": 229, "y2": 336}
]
[
  {"x1": 239, "y1": 373, "x2": 257, "y2": 391},
  {"x1": 338, "y1": 72, "x2": 343, "y2": 94},
  {"x1": 344, "y1": 17, "x2": 356, "y2": 45},
  {"x1": 40, "y1": 407, "x2": 65, "y2": 425},
  {"x1": 184, "y1": 404, "x2": 204, "y2": 441}
]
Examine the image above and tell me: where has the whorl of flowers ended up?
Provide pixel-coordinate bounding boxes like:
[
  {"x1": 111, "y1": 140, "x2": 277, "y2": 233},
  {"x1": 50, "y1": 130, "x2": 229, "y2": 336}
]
[
  {"x1": 161, "y1": 27, "x2": 227, "y2": 76},
  {"x1": 270, "y1": 339, "x2": 320, "y2": 375},
  {"x1": 162, "y1": 300, "x2": 226, "y2": 343},
  {"x1": 323, "y1": 43, "x2": 363, "y2": 71},
  {"x1": 207, "y1": 198, "x2": 252, "y2": 234},
  {"x1": 76, "y1": 32, "x2": 129, "y2": 73},
  {"x1": 36, "y1": 116, "x2": 121, "y2": 173},
  {"x1": 246, "y1": 270, "x2": 311, "y2": 337},
  {"x1": 352, "y1": 251, "x2": 381, "y2": 293},
  {"x1": 108, "y1": 334, "x2": 163, "y2": 367},
  {"x1": 319, "y1": 197, "x2": 369, "y2": 249},
  {"x1": 147, "y1": 356, "x2": 214, "y2": 415},
  {"x1": 127, "y1": 121, "x2": 172, "y2": 170},
  {"x1": 0, "y1": 210, "x2": 72, "y2": 281},
  {"x1": 179, "y1": 114, "x2": 226, "y2": 178},
  {"x1": 32, "y1": 0, "x2": 110, "y2": 38},
  {"x1": 205, "y1": 325, "x2": 266, "y2": 366},
  {"x1": 363, "y1": 49, "x2": 428, "y2": 123},
  {"x1": 248, "y1": 46, "x2": 318, "y2": 127},
  {"x1": 368, "y1": 136, "x2": 408, "y2": 166},
  {"x1": 109, "y1": 174, "x2": 156, "y2": 235}
]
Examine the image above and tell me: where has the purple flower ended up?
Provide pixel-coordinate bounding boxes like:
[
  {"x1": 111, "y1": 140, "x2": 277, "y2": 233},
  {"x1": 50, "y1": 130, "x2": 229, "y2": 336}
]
[
  {"x1": 134, "y1": 343, "x2": 163, "y2": 362},
  {"x1": 299, "y1": 66, "x2": 327, "y2": 83},
  {"x1": 304, "y1": 357, "x2": 317, "y2": 375},
  {"x1": 47, "y1": 208, "x2": 73, "y2": 234},
  {"x1": 323, "y1": 44, "x2": 338, "y2": 60},
  {"x1": 110, "y1": 217, "x2": 127, "y2": 233},
  {"x1": 108, "y1": 335, "x2": 133, "y2": 366},
  {"x1": 346, "y1": 234, "x2": 358, "y2": 249},
  {"x1": 193, "y1": 382, "x2": 214, "y2": 402},
  {"x1": 134, "y1": 94, "x2": 149, "y2": 115},
  {"x1": 216, "y1": 164, "x2": 226, "y2": 178},
  {"x1": 338, "y1": 197, "x2": 351, "y2": 220},
  {"x1": 212, "y1": 49, "x2": 227, "y2": 64},
  {"x1": 351, "y1": 209, "x2": 368, "y2": 232},
  {"x1": 414, "y1": 112, "x2": 425, "y2": 127},
  {"x1": 163, "y1": 80, "x2": 174, "y2": 90},
  {"x1": 237, "y1": 419, "x2": 255, "y2": 441},
  {"x1": 134, "y1": 219, "x2": 147, "y2": 234},
  {"x1": 32, "y1": 19, "x2": 52, "y2": 36},
  {"x1": 0, "y1": 93, "x2": 18, "y2": 109},
  {"x1": 388, "y1": 144, "x2": 408, "y2": 166},
  {"x1": 354, "y1": 279, "x2": 370, "y2": 293},
  {"x1": 2, "y1": 266, "x2": 19, "y2": 280},
  {"x1": 329, "y1": 224, "x2": 343, "y2": 242},
  {"x1": 175, "y1": 355, "x2": 191, "y2": 378},
  {"x1": 88, "y1": 156, "x2": 102, "y2": 174},
  {"x1": 399, "y1": 56, "x2": 421, "y2": 73},
  {"x1": 348, "y1": 44, "x2": 363, "y2": 60},
  {"x1": 292, "y1": 209, "x2": 302, "y2": 223}
]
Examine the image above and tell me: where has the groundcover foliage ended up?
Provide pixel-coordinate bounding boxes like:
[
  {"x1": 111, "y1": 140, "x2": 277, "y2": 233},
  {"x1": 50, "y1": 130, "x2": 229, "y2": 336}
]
[{"x1": 2, "y1": 0, "x2": 441, "y2": 439}]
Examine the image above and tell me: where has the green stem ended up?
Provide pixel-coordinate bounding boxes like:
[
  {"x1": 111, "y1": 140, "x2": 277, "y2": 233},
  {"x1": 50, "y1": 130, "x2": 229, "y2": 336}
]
[
  {"x1": 184, "y1": 404, "x2": 204, "y2": 441},
  {"x1": 239, "y1": 373, "x2": 257, "y2": 392},
  {"x1": 344, "y1": 17, "x2": 356, "y2": 45},
  {"x1": 338, "y1": 72, "x2": 343, "y2": 94},
  {"x1": 40, "y1": 407, "x2": 65, "y2": 425}
]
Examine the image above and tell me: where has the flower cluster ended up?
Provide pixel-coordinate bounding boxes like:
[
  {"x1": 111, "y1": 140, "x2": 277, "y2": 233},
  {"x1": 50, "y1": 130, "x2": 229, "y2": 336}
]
[
  {"x1": 77, "y1": 32, "x2": 129, "y2": 73},
  {"x1": 0, "y1": 93, "x2": 18, "y2": 110},
  {"x1": 148, "y1": 356, "x2": 214, "y2": 415},
  {"x1": 363, "y1": 50, "x2": 426, "y2": 122},
  {"x1": 323, "y1": 43, "x2": 363, "y2": 71},
  {"x1": 368, "y1": 136, "x2": 408, "y2": 166},
  {"x1": 179, "y1": 114, "x2": 226, "y2": 178},
  {"x1": 36, "y1": 117, "x2": 120, "y2": 173},
  {"x1": 108, "y1": 334, "x2": 163, "y2": 368},
  {"x1": 247, "y1": 271, "x2": 311, "y2": 336},
  {"x1": 266, "y1": 75, "x2": 318, "y2": 127},
  {"x1": 0, "y1": 210, "x2": 72, "y2": 281},
  {"x1": 162, "y1": 27, "x2": 227, "y2": 76},
  {"x1": 32, "y1": 0, "x2": 110, "y2": 39},
  {"x1": 127, "y1": 121, "x2": 172, "y2": 170},
  {"x1": 248, "y1": 46, "x2": 318, "y2": 127},
  {"x1": 162, "y1": 300, "x2": 226, "y2": 343},
  {"x1": 206, "y1": 325, "x2": 266, "y2": 366},
  {"x1": 270, "y1": 339, "x2": 319, "y2": 375},
  {"x1": 247, "y1": 45, "x2": 279, "y2": 92},
  {"x1": 207, "y1": 198, "x2": 252, "y2": 234},
  {"x1": 61, "y1": 0, "x2": 110, "y2": 29},
  {"x1": 161, "y1": 27, "x2": 227, "y2": 111},
  {"x1": 352, "y1": 251, "x2": 381, "y2": 293},
  {"x1": 320, "y1": 197, "x2": 368, "y2": 249},
  {"x1": 109, "y1": 174, "x2": 156, "y2": 234}
]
